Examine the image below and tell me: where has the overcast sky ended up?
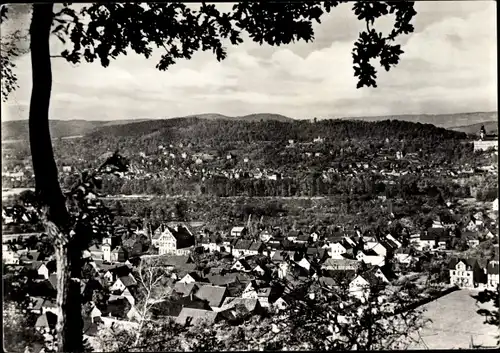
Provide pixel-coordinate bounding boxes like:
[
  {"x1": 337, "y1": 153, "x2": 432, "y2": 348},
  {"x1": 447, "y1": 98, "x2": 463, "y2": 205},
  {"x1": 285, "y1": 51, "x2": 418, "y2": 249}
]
[{"x1": 1, "y1": 1, "x2": 497, "y2": 121}]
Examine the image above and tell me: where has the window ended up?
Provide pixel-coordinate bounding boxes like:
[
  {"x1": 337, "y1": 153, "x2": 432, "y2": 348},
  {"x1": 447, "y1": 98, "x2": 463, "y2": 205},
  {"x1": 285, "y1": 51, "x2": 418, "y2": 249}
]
[
  {"x1": 467, "y1": 272, "x2": 471, "y2": 276},
  {"x1": 452, "y1": 271, "x2": 456, "y2": 275}
]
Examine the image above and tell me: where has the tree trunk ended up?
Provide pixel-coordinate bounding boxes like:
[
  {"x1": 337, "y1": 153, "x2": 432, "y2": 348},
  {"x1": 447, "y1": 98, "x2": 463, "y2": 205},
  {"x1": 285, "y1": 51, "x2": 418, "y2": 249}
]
[{"x1": 29, "y1": 4, "x2": 83, "y2": 352}]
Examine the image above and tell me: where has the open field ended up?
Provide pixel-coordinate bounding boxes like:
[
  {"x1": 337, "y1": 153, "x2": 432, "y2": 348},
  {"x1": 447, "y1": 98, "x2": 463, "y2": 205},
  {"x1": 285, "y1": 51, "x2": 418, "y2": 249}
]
[{"x1": 409, "y1": 289, "x2": 498, "y2": 349}]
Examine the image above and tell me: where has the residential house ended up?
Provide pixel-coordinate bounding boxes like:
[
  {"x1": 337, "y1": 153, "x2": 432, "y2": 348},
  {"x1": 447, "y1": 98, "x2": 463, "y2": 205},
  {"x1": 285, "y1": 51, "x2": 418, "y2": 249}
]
[
  {"x1": 449, "y1": 258, "x2": 487, "y2": 288},
  {"x1": 356, "y1": 250, "x2": 385, "y2": 267},
  {"x1": 287, "y1": 230, "x2": 302, "y2": 242},
  {"x1": 487, "y1": 261, "x2": 499, "y2": 289},
  {"x1": 414, "y1": 229, "x2": 449, "y2": 250},
  {"x1": 32, "y1": 262, "x2": 50, "y2": 280},
  {"x1": 28, "y1": 296, "x2": 45, "y2": 315},
  {"x1": 241, "y1": 280, "x2": 272, "y2": 307},
  {"x1": 321, "y1": 258, "x2": 360, "y2": 271},
  {"x1": 174, "y1": 282, "x2": 200, "y2": 297},
  {"x1": 2, "y1": 244, "x2": 20, "y2": 265},
  {"x1": 110, "y1": 246, "x2": 128, "y2": 263},
  {"x1": 152, "y1": 224, "x2": 195, "y2": 256},
  {"x1": 41, "y1": 299, "x2": 57, "y2": 315},
  {"x1": 295, "y1": 257, "x2": 311, "y2": 271},
  {"x1": 349, "y1": 272, "x2": 384, "y2": 299},
  {"x1": 230, "y1": 226, "x2": 247, "y2": 238},
  {"x1": 294, "y1": 232, "x2": 310, "y2": 244},
  {"x1": 463, "y1": 231, "x2": 480, "y2": 248},
  {"x1": 364, "y1": 242, "x2": 388, "y2": 257},
  {"x1": 179, "y1": 272, "x2": 205, "y2": 284},
  {"x1": 199, "y1": 233, "x2": 222, "y2": 253},
  {"x1": 195, "y1": 285, "x2": 227, "y2": 309},
  {"x1": 175, "y1": 307, "x2": 221, "y2": 326},
  {"x1": 232, "y1": 259, "x2": 252, "y2": 272},
  {"x1": 395, "y1": 248, "x2": 414, "y2": 265},
  {"x1": 247, "y1": 241, "x2": 264, "y2": 256},
  {"x1": 35, "y1": 312, "x2": 57, "y2": 334},
  {"x1": 110, "y1": 274, "x2": 137, "y2": 294}
]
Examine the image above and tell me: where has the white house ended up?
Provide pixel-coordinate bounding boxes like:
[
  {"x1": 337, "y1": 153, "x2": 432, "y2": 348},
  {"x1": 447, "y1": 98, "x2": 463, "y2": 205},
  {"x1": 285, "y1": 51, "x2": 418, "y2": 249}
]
[
  {"x1": 487, "y1": 261, "x2": 499, "y2": 289},
  {"x1": 152, "y1": 225, "x2": 195, "y2": 256},
  {"x1": 231, "y1": 226, "x2": 246, "y2": 238},
  {"x1": 178, "y1": 273, "x2": 198, "y2": 284},
  {"x1": 329, "y1": 242, "x2": 347, "y2": 259},
  {"x1": 295, "y1": 257, "x2": 311, "y2": 271},
  {"x1": 492, "y1": 198, "x2": 498, "y2": 212},
  {"x1": 36, "y1": 263, "x2": 50, "y2": 279},
  {"x1": 356, "y1": 251, "x2": 385, "y2": 267},
  {"x1": 364, "y1": 242, "x2": 388, "y2": 257},
  {"x1": 349, "y1": 275, "x2": 372, "y2": 299},
  {"x1": 449, "y1": 258, "x2": 478, "y2": 289},
  {"x1": 2, "y1": 245, "x2": 20, "y2": 265},
  {"x1": 386, "y1": 234, "x2": 402, "y2": 248},
  {"x1": 395, "y1": 248, "x2": 414, "y2": 265}
]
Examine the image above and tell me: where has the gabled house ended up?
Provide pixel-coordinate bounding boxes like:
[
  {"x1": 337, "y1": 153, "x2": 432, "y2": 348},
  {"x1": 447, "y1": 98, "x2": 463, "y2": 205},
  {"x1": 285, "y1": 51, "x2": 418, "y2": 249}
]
[
  {"x1": 241, "y1": 280, "x2": 272, "y2": 307},
  {"x1": 230, "y1": 226, "x2": 246, "y2": 238},
  {"x1": 487, "y1": 261, "x2": 499, "y2": 289},
  {"x1": 35, "y1": 312, "x2": 57, "y2": 334},
  {"x1": 349, "y1": 272, "x2": 385, "y2": 299},
  {"x1": 395, "y1": 248, "x2": 414, "y2": 265},
  {"x1": 194, "y1": 285, "x2": 227, "y2": 309},
  {"x1": 414, "y1": 228, "x2": 449, "y2": 250},
  {"x1": 364, "y1": 242, "x2": 388, "y2": 257},
  {"x1": 33, "y1": 262, "x2": 50, "y2": 280},
  {"x1": 463, "y1": 231, "x2": 480, "y2": 248},
  {"x1": 110, "y1": 246, "x2": 128, "y2": 263},
  {"x1": 321, "y1": 258, "x2": 360, "y2": 271},
  {"x1": 173, "y1": 282, "x2": 200, "y2": 297},
  {"x1": 449, "y1": 258, "x2": 487, "y2": 288},
  {"x1": 41, "y1": 298, "x2": 57, "y2": 315},
  {"x1": 328, "y1": 243, "x2": 347, "y2": 260},
  {"x1": 232, "y1": 259, "x2": 252, "y2": 272},
  {"x1": 28, "y1": 296, "x2": 45, "y2": 314},
  {"x1": 152, "y1": 224, "x2": 195, "y2": 256},
  {"x1": 2, "y1": 244, "x2": 20, "y2": 265},
  {"x1": 179, "y1": 272, "x2": 205, "y2": 284},
  {"x1": 295, "y1": 233, "x2": 310, "y2": 244},
  {"x1": 356, "y1": 250, "x2": 385, "y2": 267},
  {"x1": 110, "y1": 274, "x2": 137, "y2": 294},
  {"x1": 175, "y1": 307, "x2": 221, "y2": 326}
]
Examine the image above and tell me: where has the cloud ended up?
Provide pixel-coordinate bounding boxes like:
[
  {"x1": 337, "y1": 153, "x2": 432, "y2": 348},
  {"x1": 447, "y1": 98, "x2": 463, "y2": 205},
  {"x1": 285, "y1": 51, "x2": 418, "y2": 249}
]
[{"x1": 1, "y1": 1, "x2": 497, "y2": 121}]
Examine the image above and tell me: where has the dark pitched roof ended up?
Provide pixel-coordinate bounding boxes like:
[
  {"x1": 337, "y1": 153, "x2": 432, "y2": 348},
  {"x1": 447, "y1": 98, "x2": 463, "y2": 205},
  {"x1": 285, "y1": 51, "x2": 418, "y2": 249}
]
[
  {"x1": 35, "y1": 312, "x2": 57, "y2": 329},
  {"x1": 421, "y1": 228, "x2": 450, "y2": 241},
  {"x1": 233, "y1": 259, "x2": 252, "y2": 271},
  {"x1": 194, "y1": 285, "x2": 227, "y2": 307},
  {"x1": 103, "y1": 298, "x2": 131, "y2": 319},
  {"x1": 158, "y1": 255, "x2": 194, "y2": 269},
  {"x1": 448, "y1": 257, "x2": 481, "y2": 270},
  {"x1": 248, "y1": 241, "x2": 263, "y2": 251},
  {"x1": 168, "y1": 225, "x2": 195, "y2": 249},
  {"x1": 206, "y1": 273, "x2": 239, "y2": 286},
  {"x1": 487, "y1": 261, "x2": 499, "y2": 275},
  {"x1": 234, "y1": 239, "x2": 253, "y2": 250},
  {"x1": 118, "y1": 274, "x2": 137, "y2": 288},
  {"x1": 48, "y1": 273, "x2": 57, "y2": 290},
  {"x1": 175, "y1": 308, "x2": 219, "y2": 326},
  {"x1": 173, "y1": 282, "x2": 200, "y2": 296}
]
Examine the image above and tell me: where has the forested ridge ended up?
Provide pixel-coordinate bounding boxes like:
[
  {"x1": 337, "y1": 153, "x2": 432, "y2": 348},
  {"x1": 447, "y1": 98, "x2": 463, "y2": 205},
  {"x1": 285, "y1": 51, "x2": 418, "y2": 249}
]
[{"x1": 87, "y1": 118, "x2": 466, "y2": 142}]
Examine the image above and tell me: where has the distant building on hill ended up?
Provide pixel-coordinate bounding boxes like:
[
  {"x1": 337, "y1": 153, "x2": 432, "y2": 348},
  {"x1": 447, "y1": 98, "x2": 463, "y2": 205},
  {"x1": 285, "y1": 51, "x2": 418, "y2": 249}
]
[{"x1": 474, "y1": 125, "x2": 498, "y2": 152}]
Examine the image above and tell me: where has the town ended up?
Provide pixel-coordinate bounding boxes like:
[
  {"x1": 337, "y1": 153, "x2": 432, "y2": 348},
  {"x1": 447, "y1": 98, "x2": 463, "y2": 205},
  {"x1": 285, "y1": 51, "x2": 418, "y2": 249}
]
[{"x1": 2, "y1": 119, "x2": 499, "y2": 351}]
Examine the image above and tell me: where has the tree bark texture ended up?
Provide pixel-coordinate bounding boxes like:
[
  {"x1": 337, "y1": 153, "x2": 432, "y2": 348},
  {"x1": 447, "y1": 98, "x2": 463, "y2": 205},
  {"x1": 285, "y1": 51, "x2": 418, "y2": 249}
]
[{"x1": 29, "y1": 4, "x2": 83, "y2": 352}]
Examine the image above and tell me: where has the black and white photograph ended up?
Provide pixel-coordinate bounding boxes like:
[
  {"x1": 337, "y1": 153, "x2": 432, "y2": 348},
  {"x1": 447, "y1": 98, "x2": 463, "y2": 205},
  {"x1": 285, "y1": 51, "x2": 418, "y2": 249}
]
[{"x1": 1, "y1": 1, "x2": 498, "y2": 352}]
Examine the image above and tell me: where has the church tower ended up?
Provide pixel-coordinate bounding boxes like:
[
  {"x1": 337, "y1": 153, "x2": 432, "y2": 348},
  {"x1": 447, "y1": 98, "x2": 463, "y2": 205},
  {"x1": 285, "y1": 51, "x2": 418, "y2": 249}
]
[{"x1": 480, "y1": 125, "x2": 486, "y2": 140}]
